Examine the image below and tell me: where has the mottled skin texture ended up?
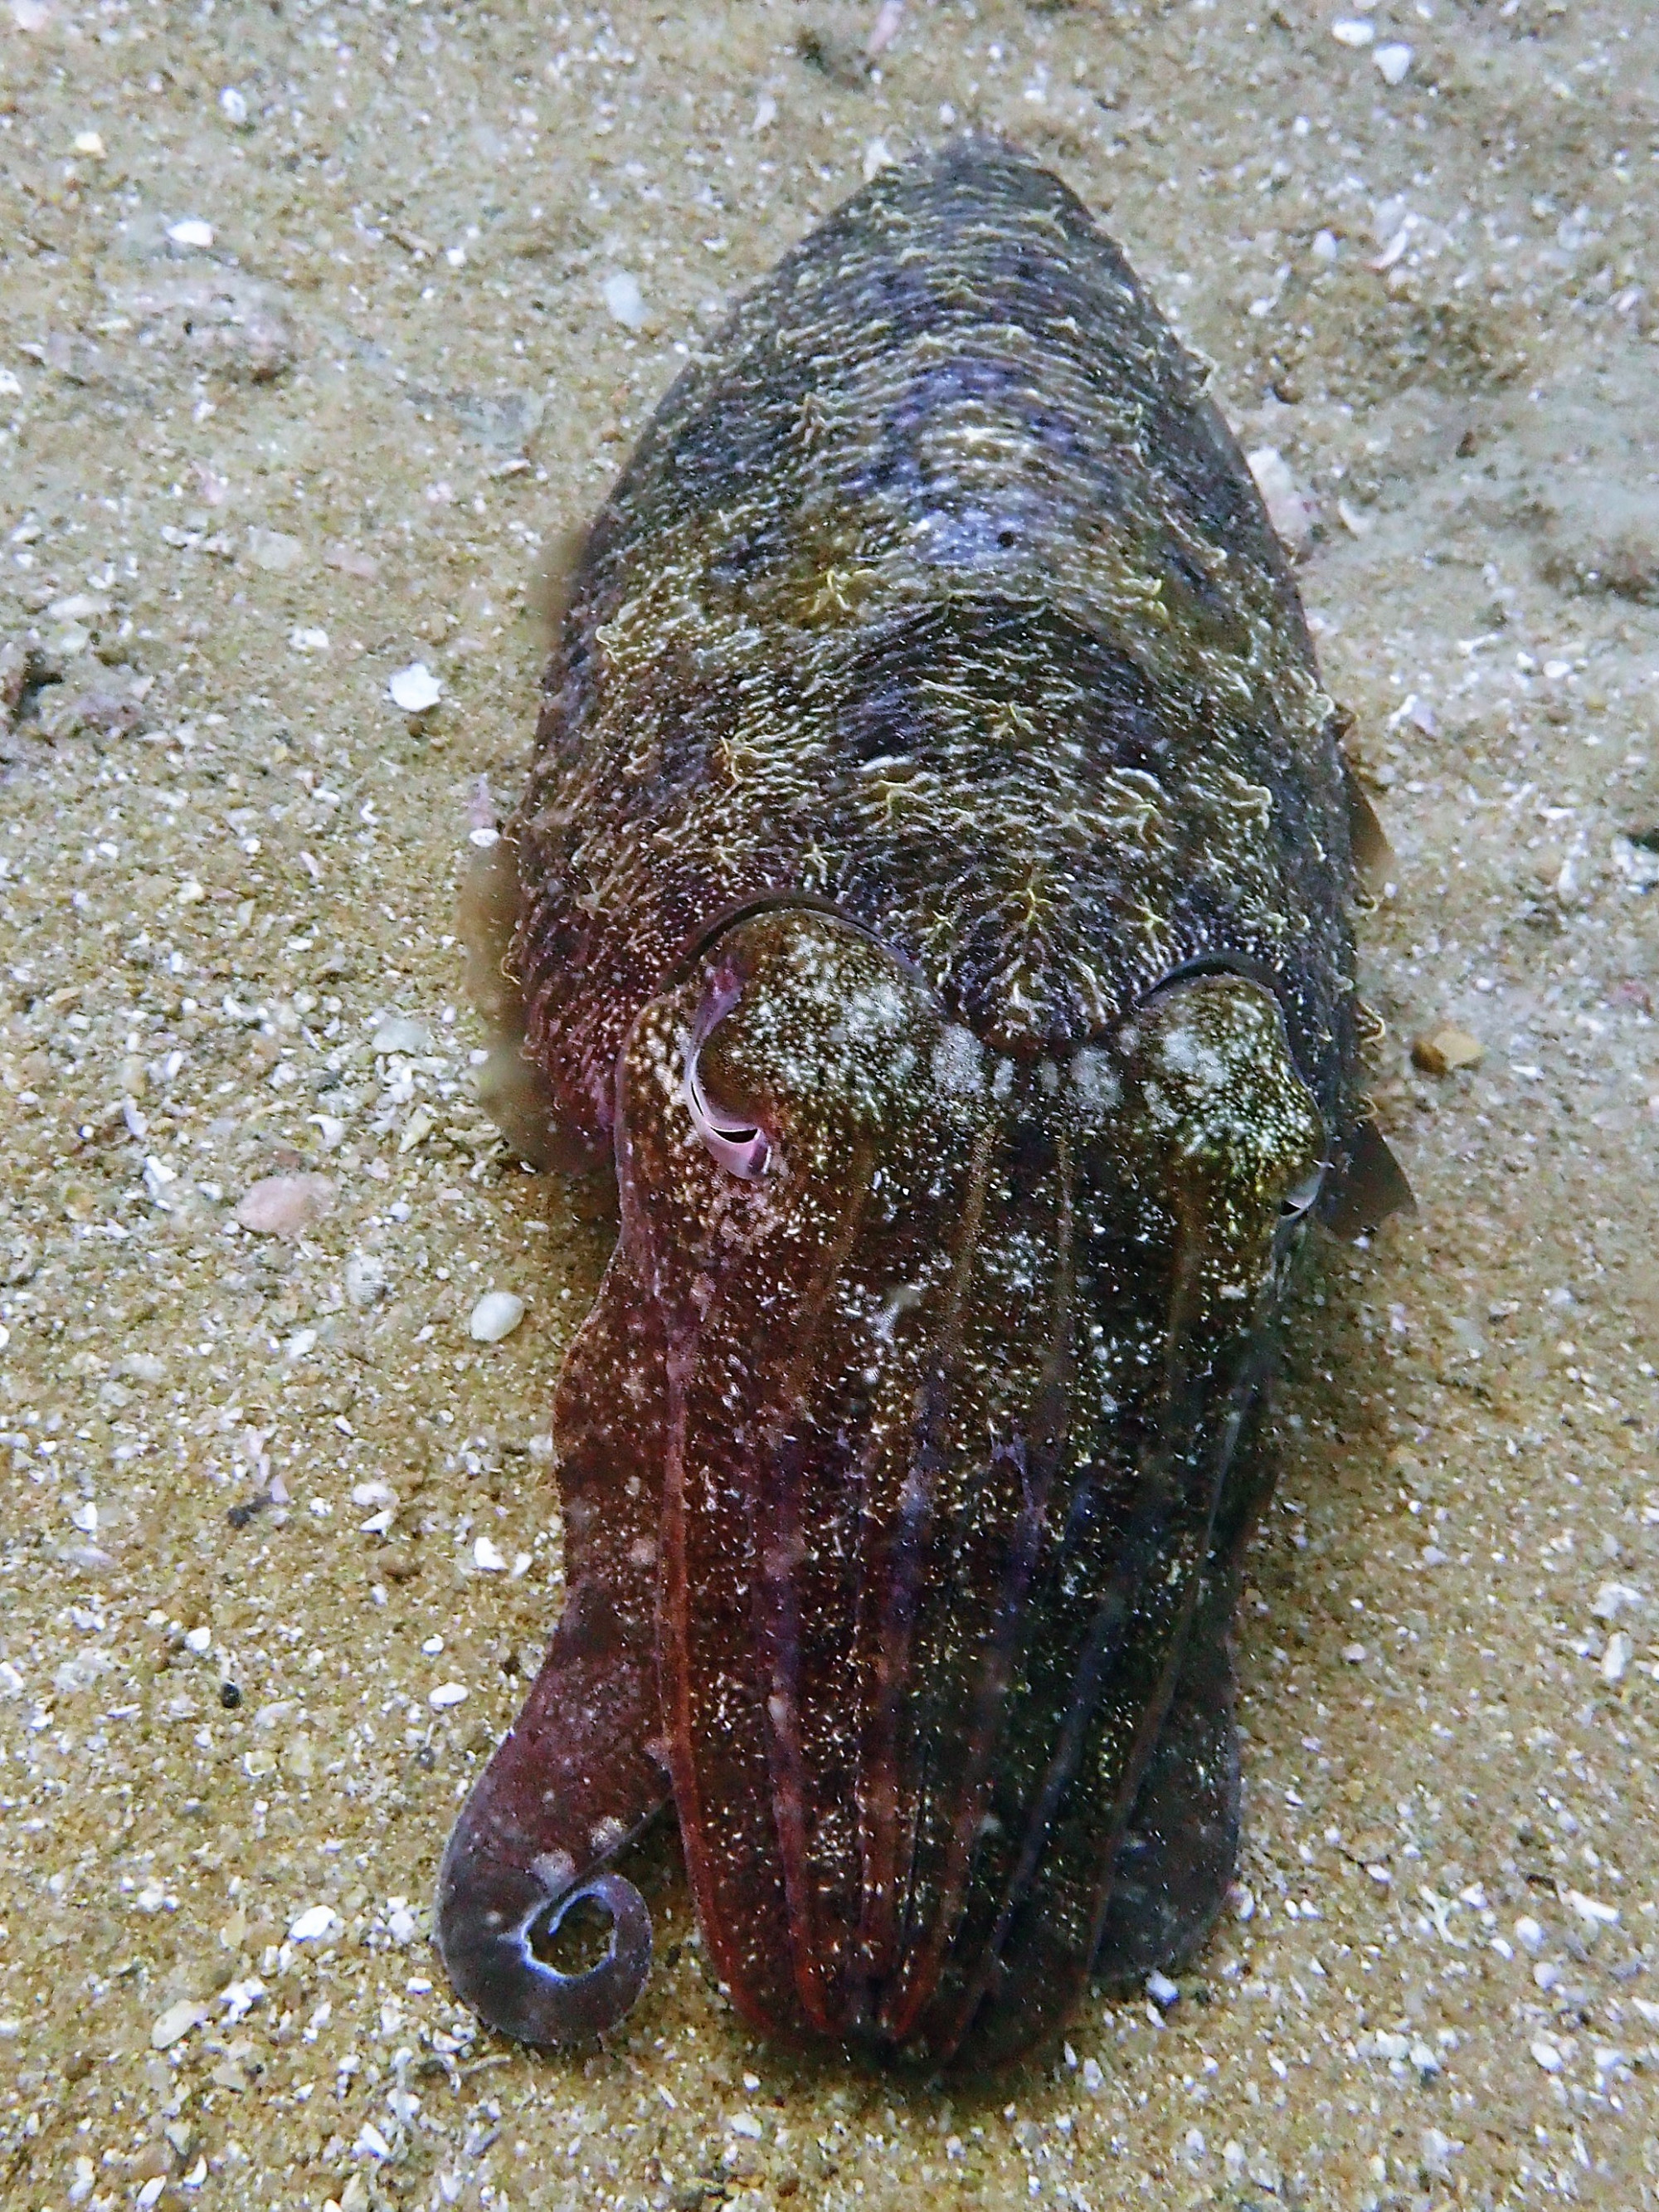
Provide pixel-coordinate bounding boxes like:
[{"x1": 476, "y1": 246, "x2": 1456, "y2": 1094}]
[{"x1": 435, "y1": 140, "x2": 1402, "y2": 2072}]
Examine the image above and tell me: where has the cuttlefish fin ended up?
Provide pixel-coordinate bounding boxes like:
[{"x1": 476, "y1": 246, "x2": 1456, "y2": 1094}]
[
  {"x1": 458, "y1": 821, "x2": 602, "y2": 1176},
  {"x1": 435, "y1": 1246, "x2": 670, "y2": 2044},
  {"x1": 1343, "y1": 755, "x2": 1394, "y2": 889},
  {"x1": 1321, "y1": 1116, "x2": 1415, "y2": 1241}
]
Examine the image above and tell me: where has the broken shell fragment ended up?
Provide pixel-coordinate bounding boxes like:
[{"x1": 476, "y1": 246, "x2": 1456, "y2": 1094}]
[
  {"x1": 1410, "y1": 1028, "x2": 1485, "y2": 1076},
  {"x1": 468, "y1": 1290, "x2": 526, "y2": 1342},
  {"x1": 235, "y1": 1173, "x2": 336, "y2": 1237},
  {"x1": 389, "y1": 661, "x2": 443, "y2": 714}
]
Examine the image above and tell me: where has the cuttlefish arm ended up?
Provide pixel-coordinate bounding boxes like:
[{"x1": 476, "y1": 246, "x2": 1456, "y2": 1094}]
[
  {"x1": 1090, "y1": 1385, "x2": 1274, "y2": 1989},
  {"x1": 434, "y1": 1245, "x2": 671, "y2": 2043},
  {"x1": 932, "y1": 976, "x2": 1327, "y2": 2070}
]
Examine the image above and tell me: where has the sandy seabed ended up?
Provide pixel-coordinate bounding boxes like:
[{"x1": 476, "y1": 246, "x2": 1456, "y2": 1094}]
[{"x1": 2, "y1": 2, "x2": 1658, "y2": 2208}]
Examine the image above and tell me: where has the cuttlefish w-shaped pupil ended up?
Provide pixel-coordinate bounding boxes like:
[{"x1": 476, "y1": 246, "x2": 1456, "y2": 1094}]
[
  {"x1": 1279, "y1": 1166, "x2": 1326, "y2": 1220},
  {"x1": 683, "y1": 999, "x2": 771, "y2": 1180}
]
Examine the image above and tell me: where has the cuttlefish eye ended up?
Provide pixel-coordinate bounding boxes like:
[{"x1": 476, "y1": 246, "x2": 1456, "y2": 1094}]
[
  {"x1": 682, "y1": 973, "x2": 771, "y2": 1179},
  {"x1": 684, "y1": 1045, "x2": 770, "y2": 1178},
  {"x1": 669, "y1": 912, "x2": 939, "y2": 1191},
  {"x1": 1278, "y1": 1164, "x2": 1326, "y2": 1220}
]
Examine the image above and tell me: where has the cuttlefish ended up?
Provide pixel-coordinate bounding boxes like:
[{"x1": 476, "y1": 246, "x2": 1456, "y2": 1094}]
[{"x1": 435, "y1": 138, "x2": 1408, "y2": 2072}]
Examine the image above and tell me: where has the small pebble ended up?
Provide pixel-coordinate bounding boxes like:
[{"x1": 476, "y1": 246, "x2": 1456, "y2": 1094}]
[
  {"x1": 345, "y1": 1252, "x2": 389, "y2": 1308},
  {"x1": 288, "y1": 1905, "x2": 339, "y2": 1942},
  {"x1": 371, "y1": 1013, "x2": 433, "y2": 1056},
  {"x1": 1374, "y1": 41, "x2": 1413, "y2": 85},
  {"x1": 1146, "y1": 1971, "x2": 1180, "y2": 2009},
  {"x1": 1515, "y1": 1916, "x2": 1545, "y2": 1953},
  {"x1": 1421, "y1": 2129, "x2": 1462, "y2": 2179},
  {"x1": 1246, "y1": 447, "x2": 1312, "y2": 554},
  {"x1": 602, "y1": 270, "x2": 646, "y2": 330},
  {"x1": 1566, "y1": 1888, "x2": 1619, "y2": 1927},
  {"x1": 167, "y1": 217, "x2": 214, "y2": 248},
  {"x1": 150, "y1": 1999, "x2": 207, "y2": 2051},
  {"x1": 388, "y1": 660, "x2": 442, "y2": 714},
  {"x1": 49, "y1": 591, "x2": 109, "y2": 622},
  {"x1": 1591, "y1": 1580, "x2": 1641, "y2": 1620},
  {"x1": 220, "y1": 85, "x2": 250, "y2": 125},
  {"x1": 473, "y1": 1537, "x2": 508, "y2": 1572},
  {"x1": 430, "y1": 1681, "x2": 469, "y2": 1709},
  {"x1": 1530, "y1": 2037, "x2": 1564, "y2": 2073},
  {"x1": 1410, "y1": 1026, "x2": 1484, "y2": 1076},
  {"x1": 469, "y1": 1289, "x2": 526, "y2": 1343},
  {"x1": 236, "y1": 1173, "x2": 335, "y2": 1238},
  {"x1": 867, "y1": 0, "x2": 904, "y2": 57},
  {"x1": 398, "y1": 1105, "x2": 435, "y2": 1153},
  {"x1": 1331, "y1": 17, "x2": 1375, "y2": 46},
  {"x1": 247, "y1": 527, "x2": 304, "y2": 574}
]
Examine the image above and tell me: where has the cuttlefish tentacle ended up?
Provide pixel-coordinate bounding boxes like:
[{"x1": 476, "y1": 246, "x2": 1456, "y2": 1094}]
[{"x1": 435, "y1": 1245, "x2": 671, "y2": 2042}]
